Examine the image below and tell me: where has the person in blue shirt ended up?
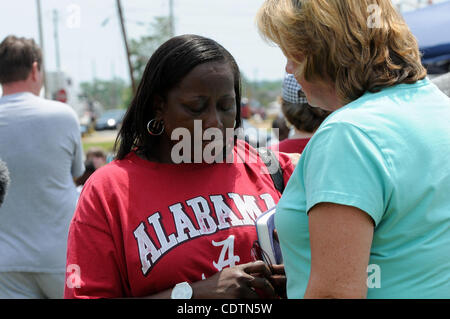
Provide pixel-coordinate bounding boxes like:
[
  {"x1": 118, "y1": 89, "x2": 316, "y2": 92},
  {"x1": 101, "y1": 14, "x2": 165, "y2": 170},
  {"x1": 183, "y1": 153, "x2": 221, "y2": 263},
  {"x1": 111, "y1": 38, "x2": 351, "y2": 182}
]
[{"x1": 256, "y1": 0, "x2": 450, "y2": 298}]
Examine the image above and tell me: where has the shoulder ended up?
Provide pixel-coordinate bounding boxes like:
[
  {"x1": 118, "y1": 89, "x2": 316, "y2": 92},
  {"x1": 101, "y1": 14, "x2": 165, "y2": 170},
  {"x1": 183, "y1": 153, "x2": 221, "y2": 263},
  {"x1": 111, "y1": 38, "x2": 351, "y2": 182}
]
[
  {"x1": 235, "y1": 139, "x2": 294, "y2": 169},
  {"x1": 302, "y1": 118, "x2": 392, "y2": 186},
  {"x1": 257, "y1": 144, "x2": 296, "y2": 183},
  {"x1": 34, "y1": 97, "x2": 80, "y2": 123},
  {"x1": 83, "y1": 158, "x2": 131, "y2": 191},
  {"x1": 272, "y1": 149, "x2": 295, "y2": 167},
  {"x1": 312, "y1": 80, "x2": 446, "y2": 155},
  {"x1": 76, "y1": 159, "x2": 132, "y2": 222},
  {"x1": 306, "y1": 120, "x2": 381, "y2": 159},
  {"x1": 310, "y1": 89, "x2": 398, "y2": 150},
  {"x1": 73, "y1": 162, "x2": 128, "y2": 233},
  {"x1": 320, "y1": 97, "x2": 382, "y2": 130},
  {"x1": 326, "y1": 79, "x2": 448, "y2": 127},
  {"x1": 302, "y1": 120, "x2": 392, "y2": 191}
]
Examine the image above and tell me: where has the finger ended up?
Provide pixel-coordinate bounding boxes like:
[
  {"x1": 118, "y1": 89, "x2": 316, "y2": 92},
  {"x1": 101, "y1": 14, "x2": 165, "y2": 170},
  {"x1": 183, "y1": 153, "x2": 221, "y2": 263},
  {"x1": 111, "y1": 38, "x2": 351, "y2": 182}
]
[
  {"x1": 271, "y1": 264, "x2": 285, "y2": 275},
  {"x1": 269, "y1": 274, "x2": 286, "y2": 285},
  {"x1": 248, "y1": 277, "x2": 277, "y2": 299},
  {"x1": 269, "y1": 275, "x2": 287, "y2": 299},
  {"x1": 269, "y1": 275, "x2": 286, "y2": 290},
  {"x1": 233, "y1": 273, "x2": 262, "y2": 299},
  {"x1": 240, "y1": 261, "x2": 272, "y2": 278}
]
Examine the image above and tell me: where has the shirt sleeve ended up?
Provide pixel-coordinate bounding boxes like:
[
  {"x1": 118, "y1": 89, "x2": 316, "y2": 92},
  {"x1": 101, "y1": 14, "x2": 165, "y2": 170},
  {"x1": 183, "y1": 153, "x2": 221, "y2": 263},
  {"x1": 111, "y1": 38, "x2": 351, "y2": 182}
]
[
  {"x1": 302, "y1": 122, "x2": 393, "y2": 226},
  {"x1": 64, "y1": 179, "x2": 125, "y2": 299}
]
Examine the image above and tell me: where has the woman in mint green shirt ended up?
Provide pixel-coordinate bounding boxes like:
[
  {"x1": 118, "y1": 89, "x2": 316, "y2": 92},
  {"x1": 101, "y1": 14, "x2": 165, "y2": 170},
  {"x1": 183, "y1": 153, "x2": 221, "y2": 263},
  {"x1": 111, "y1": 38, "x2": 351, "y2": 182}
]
[{"x1": 256, "y1": 0, "x2": 450, "y2": 298}]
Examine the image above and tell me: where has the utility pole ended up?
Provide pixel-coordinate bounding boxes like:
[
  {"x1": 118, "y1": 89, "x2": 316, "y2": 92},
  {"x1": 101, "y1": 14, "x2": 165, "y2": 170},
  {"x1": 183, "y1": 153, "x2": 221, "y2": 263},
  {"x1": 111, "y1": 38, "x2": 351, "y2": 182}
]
[
  {"x1": 169, "y1": 0, "x2": 175, "y2": 37},
  {"x1": 53, "y1": 9, "x2": 61, "y2": 72},
  {"x1": 116, "y1": 0, "x2": 136, "y2": 94},
  {"x1": 36, "y1": 0, "x2": 48, "y2": 98}
]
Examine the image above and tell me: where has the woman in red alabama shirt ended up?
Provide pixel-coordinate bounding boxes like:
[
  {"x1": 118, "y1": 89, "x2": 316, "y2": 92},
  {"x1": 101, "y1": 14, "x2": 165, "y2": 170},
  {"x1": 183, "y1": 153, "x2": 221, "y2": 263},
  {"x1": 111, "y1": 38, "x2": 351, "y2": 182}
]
[{"x1": 65, "y1": 35, "x2": 294, "y2": 299}]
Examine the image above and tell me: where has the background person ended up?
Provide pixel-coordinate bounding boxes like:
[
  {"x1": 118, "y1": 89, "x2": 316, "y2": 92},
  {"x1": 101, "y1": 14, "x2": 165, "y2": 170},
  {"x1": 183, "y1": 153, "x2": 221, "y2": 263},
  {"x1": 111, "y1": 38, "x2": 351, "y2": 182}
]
[
  {"x1": 270, "y1": 73, "x2": 330, "y2": 153},
  {"x1": 271, "y1": 114, "x2": 290, "y2": 143},
  {"x1": 257, "y1": 0, "x2": 450, "y2": 298},
  {"x1": 0, "y1": 35, "x2": 85, "y2": 299},
  {"x1": 65, "y1": 34, "x2": 293, "y2": 299},
  {"x1": 85, "y1": 146, "x2": 107, "y2": 170},
  {"x1": 75, "y1": 147, "x2": 107, "y2": 190}
]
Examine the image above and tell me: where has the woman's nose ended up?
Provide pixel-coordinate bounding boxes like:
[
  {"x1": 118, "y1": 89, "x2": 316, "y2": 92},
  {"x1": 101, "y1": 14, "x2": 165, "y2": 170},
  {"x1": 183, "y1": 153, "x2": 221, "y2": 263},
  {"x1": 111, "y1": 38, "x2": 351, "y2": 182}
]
[{"x1": 204, "y1": 107, "x2": 223, "y2": 130}]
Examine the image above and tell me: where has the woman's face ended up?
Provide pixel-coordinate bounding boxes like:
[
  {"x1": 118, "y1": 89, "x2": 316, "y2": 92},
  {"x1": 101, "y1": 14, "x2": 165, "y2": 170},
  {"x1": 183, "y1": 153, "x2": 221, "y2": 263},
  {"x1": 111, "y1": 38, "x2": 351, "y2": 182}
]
[
  {"x1": 156, "y1": 61, "x2": 237, "y2": 163},
  {"x1": 286, "y1": 58, "x2": 341, "y2": 111}
]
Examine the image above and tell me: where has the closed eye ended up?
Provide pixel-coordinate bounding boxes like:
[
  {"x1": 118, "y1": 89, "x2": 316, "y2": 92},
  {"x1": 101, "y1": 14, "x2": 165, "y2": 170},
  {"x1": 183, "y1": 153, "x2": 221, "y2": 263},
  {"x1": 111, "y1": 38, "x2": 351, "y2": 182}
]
[
  {"x1": 219, "y1": 103, "x2": 235, "y2": 112},
  {"x1": 183, "y1": 103, "x2": 207, "y2": 114},
  {"x1": 218, "y1": 97, "x2": 236, "y2": 112}
]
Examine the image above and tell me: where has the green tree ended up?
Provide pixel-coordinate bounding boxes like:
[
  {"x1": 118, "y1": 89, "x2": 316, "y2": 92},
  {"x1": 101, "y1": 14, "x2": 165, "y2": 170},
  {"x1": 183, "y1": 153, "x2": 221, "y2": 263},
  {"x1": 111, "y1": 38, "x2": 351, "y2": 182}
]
[
  {"x1": 79, "y1": 78, "x2": 129, "y2": 110},
  {"x1": 242, "y1": 75, "x2": 282, "y2": 108},
  {"x1": 129, "y1": 16, "x2": 172, "y2": 84},
  {"x1": 79, "y1": 16, "x2": 172, "y2": 112}
]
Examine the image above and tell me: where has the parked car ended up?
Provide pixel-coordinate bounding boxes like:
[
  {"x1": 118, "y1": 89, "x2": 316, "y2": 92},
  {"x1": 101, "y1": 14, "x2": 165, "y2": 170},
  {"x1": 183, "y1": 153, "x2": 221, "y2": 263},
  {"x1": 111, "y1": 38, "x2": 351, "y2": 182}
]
[{"x1": 94, "y1": 109, "x2": 126, "y2": 131}]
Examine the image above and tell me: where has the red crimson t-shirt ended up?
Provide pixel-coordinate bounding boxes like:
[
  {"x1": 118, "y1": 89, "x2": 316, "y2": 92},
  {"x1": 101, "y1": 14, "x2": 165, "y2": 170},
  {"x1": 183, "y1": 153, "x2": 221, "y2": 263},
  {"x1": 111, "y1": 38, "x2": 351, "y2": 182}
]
[
  {"x1": 269, "y1": 138, "x2": 310, "y2": 154},
  {"x1": 64, "y1": 141, "x2": 294, "y2": 298}
]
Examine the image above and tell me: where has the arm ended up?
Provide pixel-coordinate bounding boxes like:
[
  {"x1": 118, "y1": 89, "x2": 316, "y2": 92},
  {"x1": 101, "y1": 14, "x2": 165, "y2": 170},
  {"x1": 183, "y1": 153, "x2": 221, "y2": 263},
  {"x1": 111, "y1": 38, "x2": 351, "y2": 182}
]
[
  {"x1": 304, "y1": 202, "x2": 374, "y2": 299},
  {"x1": 145, "y1": 261, "x2": 278, "y2": 299}
]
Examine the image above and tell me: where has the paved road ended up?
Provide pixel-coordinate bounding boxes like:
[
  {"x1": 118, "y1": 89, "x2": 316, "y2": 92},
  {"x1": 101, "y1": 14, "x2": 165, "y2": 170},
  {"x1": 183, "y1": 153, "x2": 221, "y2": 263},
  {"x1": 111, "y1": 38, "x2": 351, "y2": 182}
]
[{"x1": 82, "y1": 129, "x2": 119, "y2": 143}]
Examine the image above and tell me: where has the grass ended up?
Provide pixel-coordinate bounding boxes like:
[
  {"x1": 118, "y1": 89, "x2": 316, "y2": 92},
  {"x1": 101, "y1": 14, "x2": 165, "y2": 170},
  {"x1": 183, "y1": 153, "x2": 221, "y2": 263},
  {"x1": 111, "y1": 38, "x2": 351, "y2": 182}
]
[{"x1": 82, "y1": 140, "x2": 116, "y2": 154}]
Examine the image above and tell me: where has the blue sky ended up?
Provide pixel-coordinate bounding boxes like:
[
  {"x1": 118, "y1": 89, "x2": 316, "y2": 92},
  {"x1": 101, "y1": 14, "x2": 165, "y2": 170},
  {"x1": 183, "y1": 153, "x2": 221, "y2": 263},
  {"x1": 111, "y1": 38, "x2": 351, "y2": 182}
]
[
  {"x1": 0, "y1": 0, "x2": 447, "y2": 90},
  {"x1": 0, "y1": 0, "x2": 287, "y2": 87}
]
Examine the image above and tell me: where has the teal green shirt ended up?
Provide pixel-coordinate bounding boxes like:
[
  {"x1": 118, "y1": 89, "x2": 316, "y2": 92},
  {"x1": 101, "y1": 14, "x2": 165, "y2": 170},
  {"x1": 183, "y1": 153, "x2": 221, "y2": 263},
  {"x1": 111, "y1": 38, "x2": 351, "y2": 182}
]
[{"x1": 276, "y1": 79, "x2": 450, "y2": 298}]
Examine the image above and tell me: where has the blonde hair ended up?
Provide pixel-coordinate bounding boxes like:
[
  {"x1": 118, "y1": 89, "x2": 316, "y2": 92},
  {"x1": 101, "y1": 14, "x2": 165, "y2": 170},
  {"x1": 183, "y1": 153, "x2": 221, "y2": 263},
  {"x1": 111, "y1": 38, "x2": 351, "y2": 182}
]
[{"x1": 256, "y1": 0, "x2": 427, "y2": 104}]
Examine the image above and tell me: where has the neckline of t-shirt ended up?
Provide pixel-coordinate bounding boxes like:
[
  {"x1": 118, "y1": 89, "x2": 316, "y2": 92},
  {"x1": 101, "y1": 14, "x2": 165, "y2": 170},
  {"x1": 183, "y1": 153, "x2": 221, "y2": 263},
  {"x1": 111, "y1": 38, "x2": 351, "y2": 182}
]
[
  {"x1": 0, "y1": 92, "x2": 36, "y2": 101},
  {"x1": 361, "y1": 77, "x2": 430, "y2": 99},
  {"x1": 123, "y1": 140, "x2": 262, "y2": 171},
  {"x1": 125, "y1": 150, "x2": 222, "y2": 171}
]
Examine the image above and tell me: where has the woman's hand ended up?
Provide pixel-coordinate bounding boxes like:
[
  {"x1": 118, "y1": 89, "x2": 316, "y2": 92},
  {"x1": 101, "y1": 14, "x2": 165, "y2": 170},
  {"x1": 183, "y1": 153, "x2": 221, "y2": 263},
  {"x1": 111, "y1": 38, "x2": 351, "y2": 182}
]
[
  {"x1": 269, "y1": 264, "x2": 287, "y2": 299},
  {"x1": 191, "y1": 261, "x2": 278, "y2": 299},
  {"x1": 269, "y1": 229, "x2": 287, "y2": 298}
]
